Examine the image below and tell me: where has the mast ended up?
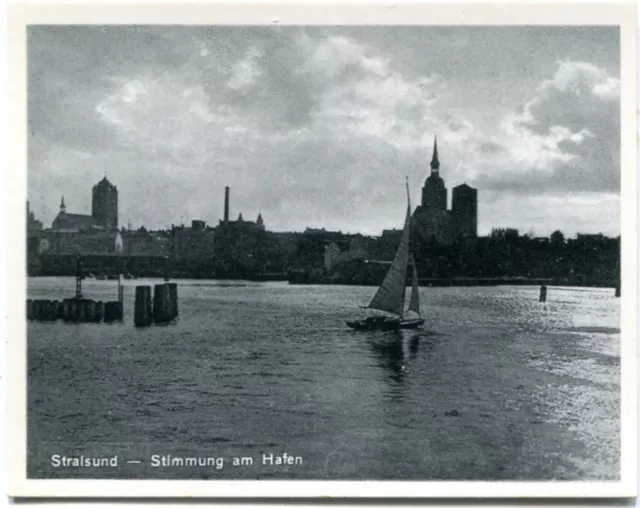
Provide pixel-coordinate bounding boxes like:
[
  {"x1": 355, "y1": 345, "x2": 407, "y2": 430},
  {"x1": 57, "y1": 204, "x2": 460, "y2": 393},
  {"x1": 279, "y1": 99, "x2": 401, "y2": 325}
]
[
  {"x1": 408, "y1": 257, "x2": 421, "y2": 316},
  {"x1": 400, "y1": 178, "x2": 411, "y2": 315}
]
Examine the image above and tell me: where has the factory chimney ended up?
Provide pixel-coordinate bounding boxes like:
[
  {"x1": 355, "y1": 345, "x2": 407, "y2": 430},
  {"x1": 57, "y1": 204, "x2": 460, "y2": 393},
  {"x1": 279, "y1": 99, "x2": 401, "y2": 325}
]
[{"x1": 224, "y1": 186, "x2": 230, "y2": 223}]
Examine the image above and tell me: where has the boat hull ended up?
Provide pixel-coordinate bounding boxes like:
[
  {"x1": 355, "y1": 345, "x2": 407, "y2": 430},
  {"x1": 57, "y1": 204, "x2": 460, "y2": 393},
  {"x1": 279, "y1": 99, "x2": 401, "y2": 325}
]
[
  {"x1": 399, "y1": 318, "x2": 425, "y2": 329},
  {"x1": 345, "y1": 317, "x2": 401, "y2": 331}
]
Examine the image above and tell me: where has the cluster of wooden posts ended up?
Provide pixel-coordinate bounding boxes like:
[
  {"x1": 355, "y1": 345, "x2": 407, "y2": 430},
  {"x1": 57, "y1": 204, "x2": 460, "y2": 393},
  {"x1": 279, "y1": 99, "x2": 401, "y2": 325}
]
[
  {"x1": 26, "y1": 298, "x2": 123, "y2": 323},
  {"x1": 27, "y1": 257, "x2": 180, "y2": 326},
  {"x1": 134, "y1": 283, "x2": 178, "y2": 327}
]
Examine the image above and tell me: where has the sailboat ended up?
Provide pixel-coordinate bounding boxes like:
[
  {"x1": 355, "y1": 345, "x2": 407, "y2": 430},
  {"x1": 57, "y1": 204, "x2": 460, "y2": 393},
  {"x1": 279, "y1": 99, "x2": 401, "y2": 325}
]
[{"x1": 345, "y1": 182, "x2": 425, "y2": 331}]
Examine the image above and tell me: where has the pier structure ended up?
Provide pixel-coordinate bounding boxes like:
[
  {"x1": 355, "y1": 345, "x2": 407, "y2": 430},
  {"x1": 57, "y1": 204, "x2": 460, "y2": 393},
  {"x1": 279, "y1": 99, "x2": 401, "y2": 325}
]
[{"x1": 27, "y1": 255, "x2": 123, "y2": 324}]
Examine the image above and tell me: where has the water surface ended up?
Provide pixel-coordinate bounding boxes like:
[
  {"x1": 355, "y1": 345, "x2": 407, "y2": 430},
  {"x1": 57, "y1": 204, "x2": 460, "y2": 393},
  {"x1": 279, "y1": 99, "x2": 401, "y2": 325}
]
[{"x1": 27, "y1": 278, "x2": 620, "y2": 480}]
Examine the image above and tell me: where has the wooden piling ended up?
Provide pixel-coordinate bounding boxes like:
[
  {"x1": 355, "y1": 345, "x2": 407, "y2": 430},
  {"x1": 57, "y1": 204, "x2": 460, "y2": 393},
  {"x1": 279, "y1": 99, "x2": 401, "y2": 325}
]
[
  {"x1": 103, "y1": 302, "x2": 111, "y2": 323},
  {"x1": 40, "y1": 300, "x2": 49, "y2": 321},
  {"x1": 63, "y1": 299, "x2": 71, "y2": 322},
  {"x1": 42, "y1": 300, "x2": 49, "y2": 321},
  {"x1": 69, "y1": 299, "x2": 79, "y2": 322},
  {"x1": 153, "y1": 283, "x2": 171, "y2": 324},
  {"x1": 615, "y1": 285, "x2": 621, "y2": 297},
  {"x1": 26, "y1": 300, "x2": 34, "y2": 320},
  {"x1": 35, "y1": 300, "x2": 43, "y2": 321},
  {"x1": 539, "y1": 285, "x2": 547, "y2": 303},
  {"x1": 95, "y1": 301, "x2": 104, "y2": 323},
  {"x1": 167, "y1": 283, "x2": 178, "y2": 319},
  {"x1": 85, "y1": 301, "x2": 96, "y2": 322},
  {"x1": 104, "y1": 302, "x2": 118, "y2": 323},
  {"x1": 50, "y1": 300, "x2": 58, "y2": 321},
  {"x1": 36, "y1": 300, "x2": 47, "y2": 321},
  {"x1": 134, "y1": 286, "x2": 153, "y2": 327},
  {"x1": 75, "y1": 256, "x2": 83, "y2": 298},
  {"x1": 56, "y1": 301, "x2": 64, "y2": 320},
  {"x1": 78, "y1": 300, "x2": 87, "y2": 322}
]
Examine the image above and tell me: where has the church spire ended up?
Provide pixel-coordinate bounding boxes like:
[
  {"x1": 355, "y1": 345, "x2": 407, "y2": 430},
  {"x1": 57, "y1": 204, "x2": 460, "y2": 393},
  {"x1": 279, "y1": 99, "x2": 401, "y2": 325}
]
[
  {"x1": 60, "y1": 196, "x2": 66, "y2": 213},
  {"x1": 430, "y1": 136, "x2": 440, "y2": 174}
]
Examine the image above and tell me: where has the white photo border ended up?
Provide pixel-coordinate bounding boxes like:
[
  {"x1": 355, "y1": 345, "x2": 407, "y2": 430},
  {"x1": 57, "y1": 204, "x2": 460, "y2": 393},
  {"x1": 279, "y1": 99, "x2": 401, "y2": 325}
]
[{"x1": 7, "y1": 0, "x2": 638, "y2": 498}]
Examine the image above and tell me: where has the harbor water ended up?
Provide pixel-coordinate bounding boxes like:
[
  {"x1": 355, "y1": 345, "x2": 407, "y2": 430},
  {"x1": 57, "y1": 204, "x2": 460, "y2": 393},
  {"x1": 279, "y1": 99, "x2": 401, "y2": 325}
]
[{"x1": 27, "y1": 278, "x2": 620, "y2": 480}]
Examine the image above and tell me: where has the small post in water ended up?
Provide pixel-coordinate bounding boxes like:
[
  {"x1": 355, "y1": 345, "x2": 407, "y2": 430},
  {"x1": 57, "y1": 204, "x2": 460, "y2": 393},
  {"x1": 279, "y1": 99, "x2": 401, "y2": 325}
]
[
  {"x1": 75, "y1": 256, "x2": 83, "y2": 298},
  {"x1": 134, "y1": 286, "x2": 153, "y2": 327},
  {"x1": 539, "y1": 285, "x2": 547, "y2": 303},
  {"x1": 615, "y1": 285, "x2": 621, "y2": 297},
  {"x1": 153, "y1": 283, "x2": 171, "y2": 324},
  {"x1": 117, "y1": 272, "x2": 124, "y2": 321},
  {"x1": 167, "y1": 282, "x2": 178, "y2": 320}
]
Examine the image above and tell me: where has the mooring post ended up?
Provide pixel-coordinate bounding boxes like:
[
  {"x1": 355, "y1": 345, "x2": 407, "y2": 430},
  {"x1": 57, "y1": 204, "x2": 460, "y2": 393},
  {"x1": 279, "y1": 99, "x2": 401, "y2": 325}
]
[
  {"x1": 167, "y1": 282, "x2": 178, "y2": 320},
  {"x1": 95, "y1": 301, "x2": 104, "y2": 323},
  {"x1": 134, "y1": 286, "x2": 152, "y2": 327},
  {"x1": 26, "y1": 299, "x2": 33, "y2": 320},
  {"x1": 615, "y1": 285, "x2": 621, "y2": 297},
  {"x1": 43, "y1": 300, "x2": 52, "y2": 321},
  {"x1": 117, "y1": 273, "x2": 124, "y2": 321},
  {"x1": 78, "y1": 300, "x2": 87, "y2": 323},
  {"x1": 86, "y1": 301, "x2": 96, "y2": 322},
  {"x1": 104, "y1": 302, "x2": 117, "y2": 323},
  {"x1": 75, "y1": 256, "x2": 83, "y2": 298},
  {"x1": 539, "y1": 285, "x2": 547, "y2": 303},
  {"x1": 38, "y1": 300, "x2": 47, "y2": 321},
  {"x1": 62, "y1": 299, "x2": 71, "y2": 322},
  {"x1": 153, "y1": 283, "x2": 170, "y2": 323}
]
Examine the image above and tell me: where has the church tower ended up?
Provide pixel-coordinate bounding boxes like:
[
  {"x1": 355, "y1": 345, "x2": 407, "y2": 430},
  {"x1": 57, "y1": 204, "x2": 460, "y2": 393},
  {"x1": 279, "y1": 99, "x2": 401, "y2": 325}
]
[
  {"x1": 59, "y1": 196, "x2": 66, "y2": 214},
  {"x1": 421, "y1": 137, "x2": 447, "y2": 210},
  {"x1": 92, "y1": 176, "x2": 118, "y2": 229}
]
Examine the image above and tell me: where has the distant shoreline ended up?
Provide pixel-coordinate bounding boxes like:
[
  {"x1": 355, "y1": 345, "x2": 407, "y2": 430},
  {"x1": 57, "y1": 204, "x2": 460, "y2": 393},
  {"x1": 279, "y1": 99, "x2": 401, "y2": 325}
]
[{"x1": 26, "y1": 273, "x2": 618, "y2": 290}]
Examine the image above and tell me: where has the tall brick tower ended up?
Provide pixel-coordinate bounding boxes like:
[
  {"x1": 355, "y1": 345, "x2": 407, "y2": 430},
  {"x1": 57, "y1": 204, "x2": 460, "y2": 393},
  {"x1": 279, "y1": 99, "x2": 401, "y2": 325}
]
[
  {"x1": 451, "y1": 183, "x2": 478, "y2": 240},
  {"x1": 92, "y1": 176, "x2": 118, "y2": 229}
]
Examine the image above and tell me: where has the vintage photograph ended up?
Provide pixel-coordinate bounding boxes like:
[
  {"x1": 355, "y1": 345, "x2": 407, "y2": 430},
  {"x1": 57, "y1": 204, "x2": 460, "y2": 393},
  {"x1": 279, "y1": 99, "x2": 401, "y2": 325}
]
[{"x1": 8, "y1": 2, "x2": 637, "y2": 498}]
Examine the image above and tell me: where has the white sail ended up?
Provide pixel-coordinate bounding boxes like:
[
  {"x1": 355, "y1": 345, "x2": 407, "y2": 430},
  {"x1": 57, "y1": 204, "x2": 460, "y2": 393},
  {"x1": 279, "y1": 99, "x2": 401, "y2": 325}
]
[
  {"x1": 368, "y1": 184, "x2": 411, "y2": 318},
  {"x1": 408, "y1": 257, "x2": 421, "y2": 316}
]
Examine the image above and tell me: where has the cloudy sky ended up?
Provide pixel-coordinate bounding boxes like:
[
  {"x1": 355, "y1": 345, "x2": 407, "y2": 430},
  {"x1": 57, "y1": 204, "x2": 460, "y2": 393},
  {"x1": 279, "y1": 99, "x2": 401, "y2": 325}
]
[{"x1": 28, "y1": 26, "x2": 620, "y2": 237}]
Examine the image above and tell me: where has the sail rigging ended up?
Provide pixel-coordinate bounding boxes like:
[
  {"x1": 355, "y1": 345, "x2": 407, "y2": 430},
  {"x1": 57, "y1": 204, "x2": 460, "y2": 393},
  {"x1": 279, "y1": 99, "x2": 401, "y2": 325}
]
[
  {"x1": 408, "y1": 257, "x2": 421, "y2": 316},
  {"x1": 346, "y1": 177, "x2": 424, "y2": 331},
  {"x1": 367, "y1": 181, "x2": 412, "y2": 318}
]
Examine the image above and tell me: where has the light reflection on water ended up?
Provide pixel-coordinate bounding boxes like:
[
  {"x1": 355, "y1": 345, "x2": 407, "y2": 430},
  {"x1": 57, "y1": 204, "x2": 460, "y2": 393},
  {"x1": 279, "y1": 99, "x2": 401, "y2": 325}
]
[{"x1": 27, "y1": 278, "x2": 620, "y2": 480}]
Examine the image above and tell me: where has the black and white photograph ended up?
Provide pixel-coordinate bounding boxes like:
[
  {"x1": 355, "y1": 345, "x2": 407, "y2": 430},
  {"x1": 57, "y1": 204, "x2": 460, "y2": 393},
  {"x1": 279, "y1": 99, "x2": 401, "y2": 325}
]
[{"x1": 7, "y1": 1, "x2": 638, "y2": 499}]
